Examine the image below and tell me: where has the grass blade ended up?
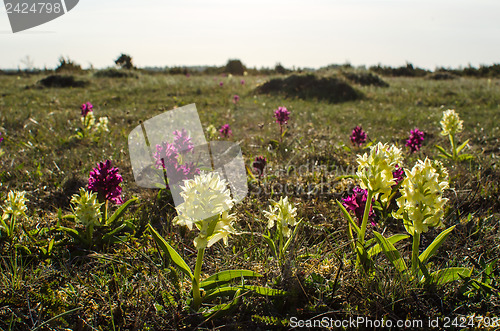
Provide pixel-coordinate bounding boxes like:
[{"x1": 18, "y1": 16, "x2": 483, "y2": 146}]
[{"x1": 336, "y1": 200, "x2": 360, "y2": 235}]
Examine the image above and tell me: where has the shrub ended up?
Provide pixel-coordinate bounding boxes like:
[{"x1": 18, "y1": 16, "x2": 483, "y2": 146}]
[
  {"x1": 94, "y1": 68, "x2": 138, "y2": 78},
  {"x1": 342, "y1": 71, "x2": 389, "y2": 87},
  {"x1": 369, "y1": 63, "x2": 429, "y2": 77},
  {"x1": 115, "y1": 53, "x2": 134, "y2": 70},
  {"x1": 55, "y1": 57, "x2": 82, "y2": 73},
  {"x1": 225, "y1": 59, "x2": 246, "y2": 75}
]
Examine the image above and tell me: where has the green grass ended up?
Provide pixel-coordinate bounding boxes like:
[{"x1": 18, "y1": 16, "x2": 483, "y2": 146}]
[{"x1": 0, "y1": 70, "x2": 499, "y2": 329}]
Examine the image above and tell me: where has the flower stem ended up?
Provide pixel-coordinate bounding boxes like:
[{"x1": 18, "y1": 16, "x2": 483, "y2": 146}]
[
  {"x1": 411, "y1": 232, "x2": 421, "y2": 274},
  {"x1": 358, "y1": 190, "x2": 374, "y2": 244},
  {"x1": 449, "y1": 134, "x2": 457, "y2": 160},
  {"x1": 192, "y1": 248, "x2": 205, "y2": 311}
]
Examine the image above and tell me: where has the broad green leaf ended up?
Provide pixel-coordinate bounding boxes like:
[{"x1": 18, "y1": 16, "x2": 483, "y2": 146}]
[
  {"x1": 373, "y1": 231, "x2": 407, "y2": 273},
  {"x1": 435, "y1": 145, "x2": 452, "y2": 158},
  {"x1": 200, "y1": 270, "x2": 262, "y2": 290},
  {"x1": 336, "y1": 200, "x2": 360, "y2": 235},
  {"x1": 419, "y1": 225, "x2": 455, "y2": 266},
  {"x1": 456, "y1": 139, "x2": 469, "y2": 154},
  {"x1": 368, "y1": 234, "x2": 410, "y2": 258},
  {"x1": 241, "y1": 285, "x2": 286, "y2": 296},
  {"x1": 105, "y1": 198, "x2": 137, "y2": 226},
  {"x1": 147, "y1": 224, "x2": 193, "y2": 280},
  {"x1": 430, "y1": 267, "x2": 472, "y2": 286}
]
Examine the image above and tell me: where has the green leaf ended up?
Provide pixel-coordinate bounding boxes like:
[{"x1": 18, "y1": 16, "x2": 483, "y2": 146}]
[
  {"x1": 262, "y1": 234, "x2": 278, "y2": 259},
  {"x1": 200, "y1": 270, "x2": 262, "y2": 290},
  {"x1": 241, "y1": 285, "x2": 286, "y2": 296},
  {"x1": 283, "y1": 220, "x2": 302, "y2": 254},
  {"x1": 368, "y1": 234, "x2": 410, "y2": 259},
  {"x1": 336, "y1": 200, "x2": 360, "y2": 235},
  {"x1": 105, "y1": 198, "x2": 137, "y2": 226},
  {"x1": 147, "y1": 224, "x2": 193, "y2": 280},
  {"x1": 246, "y1": 165, "x2": 257, "y2": 181},
  {"x1": 203, "y1": 289, "x2": 242, "y2": 318},
  {"x1": 203, "y1": 286, "x2": 240, "y2": 302},
  {"x1": 373, "y1": 231, "x2": 408, "y2": 273},
  {"x1": 102, "y1": 223, "x2": 128, "y2": 242},
  {"x1": 456, "y1": 139, "x2": 469, "y2": 154},
  {"x1": 470, "y1": 280, "x2": 499, "y2": 296},
  {"x1": 419, "y1": 225, "x2": 455, "y2": 266},
  {"x1": 458, "y1": 154, "x2": 474, "y2": 161},
  {"x1": 434, "y1": 145, "x2": 452, "y2": 158},
  {"x1": 418, "y1": 258, "x2": 431, "y2": 283},
  {"x1": 57, "y1": 226, "x2": 86, "y2": 244},
  {"x1": 430, "y1": 267, "x2": 472, "y2": 286}
]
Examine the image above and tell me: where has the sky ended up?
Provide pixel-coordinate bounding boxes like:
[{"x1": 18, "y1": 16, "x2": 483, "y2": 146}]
[{"x1": 1, "y1": 0, "x2": 500, "y2": 70}]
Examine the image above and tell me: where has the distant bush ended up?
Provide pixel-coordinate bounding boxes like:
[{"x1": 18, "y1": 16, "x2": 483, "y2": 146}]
[
  {"x1": 115, "y1": 53, "x2": 135, "y2": 70},
  {"x1": 256, "y1": 74, "x2": 362, "y2": 103},
  {"x1": 55, "y1": 56, "x2": 82, "y2": 73},
  {"x1": 94, "y1": 68, "x2": 138, "y2": 78},
  {"x1": 439, "y1": 64, "x2": 500, "y2": 78},
  {"x1": 342, "y1": 71, "x2": 389, "y2": 87},
  {"x1": 168, "y1": 67, "x2": 189, "y2": 75},
  {"x1": 370, "y1": 63, "x2": 429, "y2": 77},
  {"x1": 225, "y1": 59, "x2": 246, "y2": 75},
  {"x1": 274, "y1": 63, "x2": 291, "y2": 75},
  {"x1": 37, "y1": 75, "x2": 88, "y2": 88}
]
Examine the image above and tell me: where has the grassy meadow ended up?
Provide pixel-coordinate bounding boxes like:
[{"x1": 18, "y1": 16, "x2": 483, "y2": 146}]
[{"x1": 0, "y1": 68, "x2": 499, "y2": 330}]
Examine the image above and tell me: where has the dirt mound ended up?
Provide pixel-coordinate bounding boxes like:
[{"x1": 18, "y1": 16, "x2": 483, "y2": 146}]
[
  {"x1": 38, "y1": 75, "x2": 88, "y2": 88},
  {"x1": 256, "y1": 74, "x2": 362, "y2": 103},
  {"x1": 342, "y1": 71, "x2": 389, "y2": 87}
]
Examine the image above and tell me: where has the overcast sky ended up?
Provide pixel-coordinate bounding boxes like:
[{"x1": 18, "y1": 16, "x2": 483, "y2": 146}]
[{"x1": 1, "y1": 0, "x2": 500, "y2": 70}]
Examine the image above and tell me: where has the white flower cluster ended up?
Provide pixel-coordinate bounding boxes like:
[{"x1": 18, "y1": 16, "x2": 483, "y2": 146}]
[
  {"x1": 440, "y1": 109, "x2": 463, "y2": 136},
  {"x1": 81, "y1": 113, "x2": 109, "y2": 134},
  {"x1": 70, "y1": 188, "x2": 102, "y2": 227},
  {"x1": 95, "y1": 117, "x2": 109, "y2": 134},
  {"x1": 2, "y1": 190, "x2": 27, "y2": 218},
  {"x1": 174, "y1": 172, "x2": 236, "y2": 249},
  {"x1": 356, "y1": 142, "x2": 403, "y2": 202},
  {"x1": 264, "y1": 196, "x2": 298, "y2": 237},
  {"x1": 393, "y1": 159, "x2": 449, "y2": 234},
  {"x1": 205, "y1": 124, "x2": 218, "y2": 140}
]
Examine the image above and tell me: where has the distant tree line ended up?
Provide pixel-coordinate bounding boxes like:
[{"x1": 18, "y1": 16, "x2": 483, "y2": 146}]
[{"x1": 2, "y1": 54, "x2": 500, "y2": 78}]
